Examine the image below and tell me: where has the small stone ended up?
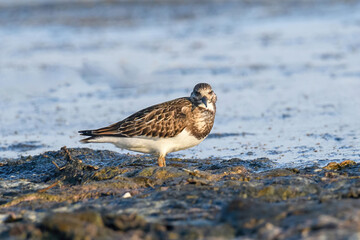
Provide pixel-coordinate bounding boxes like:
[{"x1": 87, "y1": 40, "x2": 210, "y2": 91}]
[{"x1": 122, "y1": 192, "x2": 132, "y2": 198}]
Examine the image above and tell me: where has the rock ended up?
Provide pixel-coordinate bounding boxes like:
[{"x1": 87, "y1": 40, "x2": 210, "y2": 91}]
[
  {"x1": 41, "y1": 211, "x2": 110, "y2": 240},
  {"x1": 103, "y1": 213, "x2": 146, "y2": 232},
  {"x1": 323, "y1": 160, "x2": 357, "y2": 171}
]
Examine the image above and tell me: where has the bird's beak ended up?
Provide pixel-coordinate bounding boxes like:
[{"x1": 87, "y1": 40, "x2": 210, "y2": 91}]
[{"x1": 201, "y1": 96, "x2": 208, "y2": 107}]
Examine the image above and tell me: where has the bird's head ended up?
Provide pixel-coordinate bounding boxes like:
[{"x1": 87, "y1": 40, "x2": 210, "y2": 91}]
[{"x1": 190, "y1": 83, "x2": 217, "y2": 111}]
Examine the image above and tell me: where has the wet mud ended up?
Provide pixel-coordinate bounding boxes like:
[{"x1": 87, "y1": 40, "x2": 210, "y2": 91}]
[{"x1": 1, "y1": 147, "x2": 360, "y2": 239}]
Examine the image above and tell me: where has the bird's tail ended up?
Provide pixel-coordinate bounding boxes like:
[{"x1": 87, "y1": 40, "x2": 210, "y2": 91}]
[
  {"x1": 79, "y1": 124, "x2": 124, "y2": 143},
  {"x1": 78, "y1": 130, "x2": 96, "y2": 143},
  {"x1": 78, "y1": 130, "x2": 94, "y2": 136}
]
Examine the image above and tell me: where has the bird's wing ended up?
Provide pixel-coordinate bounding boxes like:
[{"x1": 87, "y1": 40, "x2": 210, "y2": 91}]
[{"x1": 79, "y1": 97, "x2": 192, "y2": 138}]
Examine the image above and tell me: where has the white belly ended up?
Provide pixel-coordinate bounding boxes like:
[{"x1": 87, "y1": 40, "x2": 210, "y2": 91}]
[{"x1": 88, "y1": 129, "x2": 205, "y2": 156}]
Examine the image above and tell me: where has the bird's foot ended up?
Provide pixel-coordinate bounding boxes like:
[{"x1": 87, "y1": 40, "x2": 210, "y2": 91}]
[{"x1": 157, "y1": 156, "x2": 166, "y2": 167}]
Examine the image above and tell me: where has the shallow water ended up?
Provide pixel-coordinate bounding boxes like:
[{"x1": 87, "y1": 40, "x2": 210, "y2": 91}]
[{"x1": 0, "y1": 0, "x2": 360, "y2": 168}]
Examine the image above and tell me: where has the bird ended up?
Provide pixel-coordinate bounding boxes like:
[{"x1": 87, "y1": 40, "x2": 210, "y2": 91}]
[{"x1": 79, "y1": 83, "x2": 217, "y2": 167}]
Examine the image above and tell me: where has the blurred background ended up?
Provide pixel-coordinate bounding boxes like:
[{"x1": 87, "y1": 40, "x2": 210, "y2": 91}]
[{"x1": 0, "y1": 0, "x2": 360, "y2": 167}]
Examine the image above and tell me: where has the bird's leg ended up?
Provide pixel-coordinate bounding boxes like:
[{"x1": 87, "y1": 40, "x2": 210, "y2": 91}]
[{"x1": 157, "y1": 154, "x2": 166, "y2": 167}]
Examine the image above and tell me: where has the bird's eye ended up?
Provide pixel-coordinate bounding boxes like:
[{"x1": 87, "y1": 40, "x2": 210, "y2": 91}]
[
  {"x1": 208, "y1": 90, "x2": 213, "y2": 94},
  {"x1": 195, "y1": 91, "x2": 200, "y2": 96}
]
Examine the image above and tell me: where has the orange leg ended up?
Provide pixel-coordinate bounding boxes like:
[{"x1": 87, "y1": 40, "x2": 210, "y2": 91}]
[{"x1": 157, "y1": 155, "x2": 166, "y2": 167}]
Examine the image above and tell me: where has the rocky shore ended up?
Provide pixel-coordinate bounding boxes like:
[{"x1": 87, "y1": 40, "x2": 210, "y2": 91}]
[{"x1": 1, "y1": 147, "x2": 360, "y2": 239}]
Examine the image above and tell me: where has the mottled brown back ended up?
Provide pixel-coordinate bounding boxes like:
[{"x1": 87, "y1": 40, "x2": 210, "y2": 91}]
[{"x1": 83, "y1": 98, "x2": 192, "y2": 138}]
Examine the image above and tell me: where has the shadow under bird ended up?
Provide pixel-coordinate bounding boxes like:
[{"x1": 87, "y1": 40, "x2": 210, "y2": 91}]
[{"x1": 79, "y1": 83, "x2": 217, "y2": 167}]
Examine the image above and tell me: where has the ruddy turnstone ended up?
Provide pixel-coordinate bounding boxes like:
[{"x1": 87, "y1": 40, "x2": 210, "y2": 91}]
[{"x1": 79, "y1": 83, "x2": 217, "y2": 167}]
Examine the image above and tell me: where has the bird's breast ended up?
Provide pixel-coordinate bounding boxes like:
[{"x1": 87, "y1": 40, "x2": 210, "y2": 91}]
[{"x1": 188, "y1": 106, "x2": 216, "y2": 140}]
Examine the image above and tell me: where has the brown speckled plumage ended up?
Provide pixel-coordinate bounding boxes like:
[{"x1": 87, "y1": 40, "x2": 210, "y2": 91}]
[
  {"x1": 79, "y1": 97, "x2": 215, "y2": 140},
  {"x1": 79, "y1": 83, "x2": 217, "y2": 167},
  {"x1": 188, "y1": 105, "x2": 216, "y2": 139},
  {"x1": 81, "y1": 98, "x2": 190, "y2": 139}
]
